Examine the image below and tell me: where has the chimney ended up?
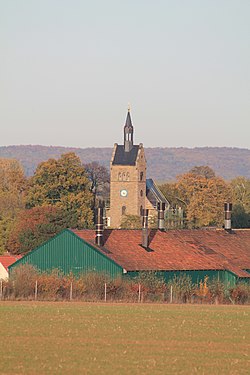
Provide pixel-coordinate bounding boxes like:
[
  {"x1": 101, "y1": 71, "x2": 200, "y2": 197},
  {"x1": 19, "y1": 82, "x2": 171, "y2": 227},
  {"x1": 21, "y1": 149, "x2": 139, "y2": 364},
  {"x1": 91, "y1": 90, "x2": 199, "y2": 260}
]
[
  {"x1": 224, "y1": 203, "x2": 232, "y2": 231},
  {"x1": 157, "y1": 202, "x2": 166, "y2": 230},
  {"x1": 95, "y1": 207, "x2": 104, "y2": 246},
  {"x1": 142, "y1": 209, "x2": 149, "y2": 248}
]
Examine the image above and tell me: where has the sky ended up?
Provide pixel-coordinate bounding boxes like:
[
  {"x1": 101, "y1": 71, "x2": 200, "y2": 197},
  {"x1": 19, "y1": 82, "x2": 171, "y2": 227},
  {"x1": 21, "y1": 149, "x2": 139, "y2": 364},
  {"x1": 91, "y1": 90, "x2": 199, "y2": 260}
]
[{"x1": 0, "y1": 0, "x2": 249, "y2": 149}]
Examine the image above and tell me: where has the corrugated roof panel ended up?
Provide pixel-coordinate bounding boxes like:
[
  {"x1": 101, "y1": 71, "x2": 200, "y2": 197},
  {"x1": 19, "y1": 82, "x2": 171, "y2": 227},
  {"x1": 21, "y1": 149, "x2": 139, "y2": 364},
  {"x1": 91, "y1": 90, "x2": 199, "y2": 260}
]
[{"x1": 73, "y1": 229, "x2": 250, "y2": 277}]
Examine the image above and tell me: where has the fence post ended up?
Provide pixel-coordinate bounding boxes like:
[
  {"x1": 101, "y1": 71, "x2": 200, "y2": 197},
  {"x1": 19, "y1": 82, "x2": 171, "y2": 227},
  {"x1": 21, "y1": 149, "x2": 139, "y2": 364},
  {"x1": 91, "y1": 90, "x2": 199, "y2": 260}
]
[
  {"x1": 104, "y1": 283, "x2": 107, "y2": 302},
  {"x1": 0, "y1": 280, "x2": 3, "y2": 300},
  {"x1": 138, "y1": 283, "x2": 141, "y2": 303},
  {"x1": 35, "y1": 280, "x2": 38, "y2": 301},
  {"x1": 170, "y1": 285, "x2": 173, "y2": 303},
  {"x1": 70, "y1": 282, "x2": 73, "y2": 301}
]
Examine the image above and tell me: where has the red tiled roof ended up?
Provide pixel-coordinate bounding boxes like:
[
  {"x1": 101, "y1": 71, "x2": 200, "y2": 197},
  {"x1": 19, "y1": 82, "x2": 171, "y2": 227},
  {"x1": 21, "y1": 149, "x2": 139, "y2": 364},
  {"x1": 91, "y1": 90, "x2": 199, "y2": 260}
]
[
  {"x1": 72, "y1": 229, "x2": 250, "y2": 278},
  {"x1": 0, "y1": 255, "x2": 22, "y2": 271}
]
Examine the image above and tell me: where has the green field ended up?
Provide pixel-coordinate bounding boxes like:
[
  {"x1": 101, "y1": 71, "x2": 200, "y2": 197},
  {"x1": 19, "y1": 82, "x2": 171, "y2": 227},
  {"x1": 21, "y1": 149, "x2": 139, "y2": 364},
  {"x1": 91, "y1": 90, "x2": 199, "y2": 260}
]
[{"x1": 0, "y1": 302, "x2": 249, "y2": 375}]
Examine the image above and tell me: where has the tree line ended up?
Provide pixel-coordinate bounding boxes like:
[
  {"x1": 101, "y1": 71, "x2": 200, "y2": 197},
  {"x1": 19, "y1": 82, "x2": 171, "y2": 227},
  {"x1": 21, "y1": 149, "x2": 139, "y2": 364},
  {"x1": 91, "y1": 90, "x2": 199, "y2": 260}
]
[
  {"x1": 0, "y1": 155, "x2": 249, "y2": 255},
  {"x1": 0, "y1": 153, "x2": 109, "y2": 255},
  {"x1": 159, "y1": 166, "x2": 250, "y2": 229}
]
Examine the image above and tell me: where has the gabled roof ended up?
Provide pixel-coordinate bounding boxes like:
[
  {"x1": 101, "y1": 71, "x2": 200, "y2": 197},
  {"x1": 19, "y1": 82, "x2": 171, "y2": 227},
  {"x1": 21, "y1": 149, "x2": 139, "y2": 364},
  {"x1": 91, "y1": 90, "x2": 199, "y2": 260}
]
[
  {"x1": 0, "y1": 255, "x2": 22, "y2": 271},
  {"x1": 146, "y1": 179, "x2": 169, "y2": 207},
  {"x1": 71, "y1": 229, "x2": 250, "y2": 278},
  {"x1": 112, "y1": 145, "x2": 139, "y2": 166}
]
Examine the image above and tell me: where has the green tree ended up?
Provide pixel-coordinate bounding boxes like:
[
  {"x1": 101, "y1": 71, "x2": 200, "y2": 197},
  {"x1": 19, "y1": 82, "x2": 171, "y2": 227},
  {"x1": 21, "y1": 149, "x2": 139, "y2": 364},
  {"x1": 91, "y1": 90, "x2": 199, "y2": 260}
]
[
  {"x1": 0, "y1": 159, "x2": 26, "y2": 253},
  {"x1": 120, "y1": 215, "x2": 142, "y2": 229},
  {"x1": 229, "y1": 177, "x2": 250, "y2": 228},
  {"x1": 178, "y1": 173, "x2": 231, "y2": 227},
  {"x1": 7, "y1": 206, "x2": 78, "y2": 254},
  {"x1": 186, "y1": 177, "x2": 231, "y2": 227},
  {"x1": 230, "y1": 177, "x2": 250, "y2": 212},
  {"x1": 231, "y1": 204, "x2": 250, "y2": 228},
  {"x1": 25, "y1": 153, "x2": 93, "y2": 228},
  {"x1": 160, "y1": 166, "x2": 231, "y2": 228},
  {"x1": 158, "y1": 182, "x2": 184, "y2": 209}
]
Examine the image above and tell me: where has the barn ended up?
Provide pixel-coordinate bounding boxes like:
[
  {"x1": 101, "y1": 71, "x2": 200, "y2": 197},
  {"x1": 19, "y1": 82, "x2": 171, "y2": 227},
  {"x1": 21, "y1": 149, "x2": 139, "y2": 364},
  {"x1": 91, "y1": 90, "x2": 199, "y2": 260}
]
[{"x1": 9, "y1": 227, "x2": 250, "y2": 287}]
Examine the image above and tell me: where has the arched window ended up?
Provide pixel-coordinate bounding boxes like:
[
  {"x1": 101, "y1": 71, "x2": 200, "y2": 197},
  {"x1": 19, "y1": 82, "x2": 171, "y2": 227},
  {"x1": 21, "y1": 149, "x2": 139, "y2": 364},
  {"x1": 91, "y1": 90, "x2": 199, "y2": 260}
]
[
  {"x1": 123, "y1": 172, "x2": 126, "y2": 181},
  {"x1": 118, "y1": 172, "x2": 122, "y2": 181},
  {"x1": 140, "y1": 172, "x2": 144, "y2": 181},
  {"x1": 140, "y1": 205, "x2": 143, "y2": 216},
  {"x1": 140, "y1": 189, "x2": 143, "y2": 197},
  {"x1": 122, "y1": 206, "x2": 126, "y2": 215},
  {"x1": 126, "y1": 172, "x2": 130, "y2": 181}
]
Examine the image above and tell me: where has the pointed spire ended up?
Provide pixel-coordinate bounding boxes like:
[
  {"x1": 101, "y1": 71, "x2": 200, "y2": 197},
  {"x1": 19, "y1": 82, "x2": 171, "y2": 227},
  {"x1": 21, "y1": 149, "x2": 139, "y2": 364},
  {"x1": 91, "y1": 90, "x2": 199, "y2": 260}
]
[
  {"x1": 125, "y1": 111, "x2": 133, "y2": 129},
  {"x1": 124, "y1": 107, "x2": 134, "y2": 152}
]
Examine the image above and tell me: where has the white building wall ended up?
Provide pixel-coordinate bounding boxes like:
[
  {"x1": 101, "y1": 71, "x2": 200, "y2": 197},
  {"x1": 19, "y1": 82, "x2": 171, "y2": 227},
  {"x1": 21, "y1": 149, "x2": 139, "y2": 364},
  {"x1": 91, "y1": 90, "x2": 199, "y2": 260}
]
[{"x1": 0, "y1": 263, "x2": 8, "y2": 280}]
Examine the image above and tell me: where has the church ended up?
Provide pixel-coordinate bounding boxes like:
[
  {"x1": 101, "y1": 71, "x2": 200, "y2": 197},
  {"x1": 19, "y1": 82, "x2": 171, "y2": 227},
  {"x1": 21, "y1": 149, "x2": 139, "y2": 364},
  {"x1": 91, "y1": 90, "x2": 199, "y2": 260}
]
[
  {"x1": 8, "y1": 109, "x2": 250, "y2": 285},
  {"x1": 107, "y1": 109, "x2": 168, "y2": 228}
]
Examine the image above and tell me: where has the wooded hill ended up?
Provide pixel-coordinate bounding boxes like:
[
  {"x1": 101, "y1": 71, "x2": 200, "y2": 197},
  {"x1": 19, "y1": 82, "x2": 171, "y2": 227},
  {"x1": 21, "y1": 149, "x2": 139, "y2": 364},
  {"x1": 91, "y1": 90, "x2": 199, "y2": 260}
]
[{"x1": 0, "y1": 145, "x2": 250, "y2": 181}]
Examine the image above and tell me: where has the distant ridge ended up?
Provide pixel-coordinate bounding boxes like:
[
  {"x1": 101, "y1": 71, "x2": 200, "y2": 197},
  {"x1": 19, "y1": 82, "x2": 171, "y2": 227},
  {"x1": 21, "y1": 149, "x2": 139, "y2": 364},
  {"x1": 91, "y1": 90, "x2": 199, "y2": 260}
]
[{"x1": 0, "y1": 145, "x2": 250, "y2": 181}]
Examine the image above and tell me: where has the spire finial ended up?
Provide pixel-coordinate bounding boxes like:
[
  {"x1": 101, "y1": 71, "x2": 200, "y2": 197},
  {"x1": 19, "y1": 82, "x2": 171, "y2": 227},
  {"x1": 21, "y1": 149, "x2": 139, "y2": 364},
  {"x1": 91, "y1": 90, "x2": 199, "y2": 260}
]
[{"x1": 128, "y1": 103, "x2": 131, "y2": 112}]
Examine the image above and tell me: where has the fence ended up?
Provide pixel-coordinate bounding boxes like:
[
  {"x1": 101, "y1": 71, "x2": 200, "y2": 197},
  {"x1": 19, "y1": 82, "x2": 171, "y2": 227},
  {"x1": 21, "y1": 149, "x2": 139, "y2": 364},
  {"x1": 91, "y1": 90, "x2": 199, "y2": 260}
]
[
  {"x1": 1, "y1": 278, "x2": 250, "y2": 304},
  {"x1": 1, "y1": 266, "x2": 250, "y2": 304}
]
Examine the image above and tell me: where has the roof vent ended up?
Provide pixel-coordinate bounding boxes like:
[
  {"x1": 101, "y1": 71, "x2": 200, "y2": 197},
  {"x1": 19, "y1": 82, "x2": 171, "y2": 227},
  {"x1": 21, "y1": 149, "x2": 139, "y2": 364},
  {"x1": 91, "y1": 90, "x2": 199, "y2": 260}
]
[
  {"x1": 157, "y1": 202, "x2": 166, "y2": 231},
  {"x1": 142, "y1": 209, "x2": 149, "y2": 248},
  {"x1": 224, "y1": 203, "x2": 232, "y2": 231},
  {"x1": 95, "y1": 207, "x2": 104, "y2": 246}
]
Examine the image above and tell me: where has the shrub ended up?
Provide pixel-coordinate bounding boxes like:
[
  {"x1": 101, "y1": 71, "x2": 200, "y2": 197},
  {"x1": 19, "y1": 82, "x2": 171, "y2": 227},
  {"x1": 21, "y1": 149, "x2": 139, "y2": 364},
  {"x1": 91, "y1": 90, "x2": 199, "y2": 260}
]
[
  {"x1": 135, "y1": 271, "x2": 167, "y2": 302},
  {"x1": 80, "y1": 272, "x2": 109, "y2": 301},
  {"x1": 168, "y1": 274, "x2": 195, "y2": 303},
  {"x1": 230, "y1": 283, "x2": 250, "y2": 305},
  {"x1": 37, "y1": 269, "x2": 67, "y2": 300},
  {"x1": 10, "y1": 264, "x2": 38, "y2": 299},
  {"x1": 207, "y1": 278, "x2": 226, "y2": 304}
]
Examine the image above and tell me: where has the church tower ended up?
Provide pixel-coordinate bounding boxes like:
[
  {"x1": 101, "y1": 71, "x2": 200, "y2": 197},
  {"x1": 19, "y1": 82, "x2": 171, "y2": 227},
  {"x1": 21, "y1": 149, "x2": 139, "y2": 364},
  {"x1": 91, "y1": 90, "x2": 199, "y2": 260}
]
[{"x1": 108, "y1": 109, "x2": 147, "y2": 228}]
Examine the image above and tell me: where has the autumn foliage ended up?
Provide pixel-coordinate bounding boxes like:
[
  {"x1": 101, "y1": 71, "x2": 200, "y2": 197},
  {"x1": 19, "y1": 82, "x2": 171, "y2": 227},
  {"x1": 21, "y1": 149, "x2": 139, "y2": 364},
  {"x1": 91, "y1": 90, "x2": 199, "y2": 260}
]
[
  {"x1": 2, "y1": 265, "x2": 250, "y2": 304},
  {"x1": 1, "y1": 154, "x2": 250, "y2": 256},
  {"x1": 160, "y1": 166, "x2": 232, "y2": 228}
]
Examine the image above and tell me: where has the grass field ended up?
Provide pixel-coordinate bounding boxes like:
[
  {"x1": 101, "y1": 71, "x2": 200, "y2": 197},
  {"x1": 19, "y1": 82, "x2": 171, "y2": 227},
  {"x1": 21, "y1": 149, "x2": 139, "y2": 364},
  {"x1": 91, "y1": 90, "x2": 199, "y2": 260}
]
[{"x1": 0, "y1": 302, "x2": 249, "y2": 375}]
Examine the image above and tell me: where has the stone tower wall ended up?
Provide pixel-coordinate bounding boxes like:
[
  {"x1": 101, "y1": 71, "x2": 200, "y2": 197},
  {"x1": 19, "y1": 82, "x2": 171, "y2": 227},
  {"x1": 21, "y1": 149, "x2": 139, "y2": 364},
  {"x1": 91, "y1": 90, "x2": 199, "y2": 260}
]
[{"x1": 109, "y1": 145, "x2": 147, "y2": 228}]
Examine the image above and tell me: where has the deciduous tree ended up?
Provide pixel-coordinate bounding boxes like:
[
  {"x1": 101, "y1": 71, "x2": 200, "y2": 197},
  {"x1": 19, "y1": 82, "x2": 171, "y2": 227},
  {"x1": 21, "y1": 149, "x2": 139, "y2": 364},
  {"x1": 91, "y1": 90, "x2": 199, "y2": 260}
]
[
  {"x1": 7, "y1": 206, "x2": 77, "y2": 254},
  {"x1": 230, "y1": 177, "x2": 250, "y2": 213},
  {"x1": 0, "y1": 159, "x2": 26, "y2": 253},
  {"x1": 84, "y1": 162, "x2": 110, "y2": 208},
  {"x1": 159, "y1": 166, "x2": 231, "y2": 228},
  {"x1": 25, "y1": 153, "x2": 93, "y2": 228}
]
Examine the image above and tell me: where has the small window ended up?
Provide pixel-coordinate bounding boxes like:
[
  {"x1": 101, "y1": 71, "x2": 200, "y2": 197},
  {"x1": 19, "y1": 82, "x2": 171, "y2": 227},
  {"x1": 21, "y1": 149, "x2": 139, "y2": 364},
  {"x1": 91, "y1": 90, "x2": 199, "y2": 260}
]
[
  {"x1": 126, "y1": 172, "x2": 130, "y2": 181},
  {"x1": 122, "y1": 206, "x2": 126, "y2": 215},
  {"x1": 140, "y1": 172, "x2": 144, "y2": 181},
  {"x1": 140, "y1": 190, "x2": 143, "y2": 197},
  {"x1": 123, "y1": 172, "x2": 126, "y2": 181},
  {"x1": 118, "y1": 172, "x2": 122, "y2": 181},
  {"x1": 140, "y1": 205, "x2": 143, "y2": 216}
]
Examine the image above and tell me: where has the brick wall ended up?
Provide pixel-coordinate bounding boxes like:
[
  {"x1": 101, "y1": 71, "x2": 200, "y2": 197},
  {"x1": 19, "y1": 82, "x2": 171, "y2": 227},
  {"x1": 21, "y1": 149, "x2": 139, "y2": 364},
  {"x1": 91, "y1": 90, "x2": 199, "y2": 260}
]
[{"x1": 109, "y1": 145, "x2": 147, "y2": 228}]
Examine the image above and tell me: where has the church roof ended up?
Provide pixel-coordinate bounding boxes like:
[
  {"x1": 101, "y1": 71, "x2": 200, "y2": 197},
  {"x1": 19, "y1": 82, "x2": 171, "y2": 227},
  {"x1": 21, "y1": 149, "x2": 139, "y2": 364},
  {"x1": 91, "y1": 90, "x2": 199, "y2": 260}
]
[
  {"x1": 124, "y1": 111, "x2": 133, "y2": 129},
  {"x1": 146, "y1": 179, "x2": 169, "y2": 207},
  {"x1": 112, "y1": 145, "x2": 139, "y2": 165}
]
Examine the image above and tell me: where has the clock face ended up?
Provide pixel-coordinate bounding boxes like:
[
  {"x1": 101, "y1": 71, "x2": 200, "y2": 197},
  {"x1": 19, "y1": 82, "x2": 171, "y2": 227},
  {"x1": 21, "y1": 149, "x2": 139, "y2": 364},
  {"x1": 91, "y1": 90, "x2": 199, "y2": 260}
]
[{"x1": 120, "y1": 189, "x2": 128, "y2": 197}]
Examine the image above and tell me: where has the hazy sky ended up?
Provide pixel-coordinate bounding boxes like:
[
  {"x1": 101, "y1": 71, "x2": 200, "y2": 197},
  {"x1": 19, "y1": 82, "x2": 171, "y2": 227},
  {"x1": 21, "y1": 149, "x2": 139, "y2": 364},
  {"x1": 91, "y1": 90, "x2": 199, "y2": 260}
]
[{"x1": 0, "y1": 0, "x2": 249, "y2": 148}]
